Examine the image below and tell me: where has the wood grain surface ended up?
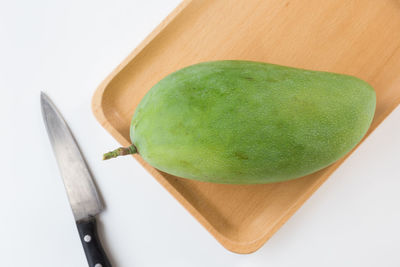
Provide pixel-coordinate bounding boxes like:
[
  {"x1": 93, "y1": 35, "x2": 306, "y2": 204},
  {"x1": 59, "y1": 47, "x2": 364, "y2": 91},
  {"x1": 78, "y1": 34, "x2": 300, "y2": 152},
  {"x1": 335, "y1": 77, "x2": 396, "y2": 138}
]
[{"x1": 92, "y1": 0, "x2": 400, "y2": 253}]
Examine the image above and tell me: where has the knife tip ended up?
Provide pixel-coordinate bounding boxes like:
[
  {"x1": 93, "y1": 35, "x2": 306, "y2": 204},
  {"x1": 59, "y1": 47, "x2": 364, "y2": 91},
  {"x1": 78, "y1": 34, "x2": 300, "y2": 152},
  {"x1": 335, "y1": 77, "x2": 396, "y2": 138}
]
[
  {"x1": 40, "y1": 91, "x2": 52, "y2": 118},
  {"x1": 40, "y1": 91, "x2": 51, "y2": 106}
]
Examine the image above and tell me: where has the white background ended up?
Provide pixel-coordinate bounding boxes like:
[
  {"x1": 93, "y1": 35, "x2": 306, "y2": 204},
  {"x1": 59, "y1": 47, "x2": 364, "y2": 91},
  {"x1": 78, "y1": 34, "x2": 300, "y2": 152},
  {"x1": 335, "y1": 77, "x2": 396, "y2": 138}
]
[{"x1": 1, "y1": 0, "x2": 400, "y2": 266}]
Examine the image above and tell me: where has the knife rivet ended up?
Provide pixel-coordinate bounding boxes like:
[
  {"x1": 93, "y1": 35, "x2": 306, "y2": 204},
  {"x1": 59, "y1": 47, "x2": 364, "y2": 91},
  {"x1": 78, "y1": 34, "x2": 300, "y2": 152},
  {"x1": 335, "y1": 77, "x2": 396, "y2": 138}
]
[
  {"x1": 94, "y1": 264, "x2": 102, "y2": 267},
  {"x1": 83, "y1": 235, "x2": 92, "y2": 243}
]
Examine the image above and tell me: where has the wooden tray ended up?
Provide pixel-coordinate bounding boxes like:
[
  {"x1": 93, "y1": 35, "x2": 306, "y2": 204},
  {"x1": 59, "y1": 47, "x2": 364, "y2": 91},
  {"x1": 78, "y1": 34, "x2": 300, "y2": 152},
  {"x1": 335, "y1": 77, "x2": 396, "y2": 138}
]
[{"x1": 92, "y1": 0, "x2": 400, "y2": 253}]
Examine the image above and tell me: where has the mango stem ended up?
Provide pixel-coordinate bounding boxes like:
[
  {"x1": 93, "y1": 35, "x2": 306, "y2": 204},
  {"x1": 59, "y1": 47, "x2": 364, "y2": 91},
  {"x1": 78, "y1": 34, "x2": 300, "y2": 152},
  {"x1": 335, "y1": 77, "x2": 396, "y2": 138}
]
[{"x1": 103, "y1": 144, "x2": 137, "y2": 160}]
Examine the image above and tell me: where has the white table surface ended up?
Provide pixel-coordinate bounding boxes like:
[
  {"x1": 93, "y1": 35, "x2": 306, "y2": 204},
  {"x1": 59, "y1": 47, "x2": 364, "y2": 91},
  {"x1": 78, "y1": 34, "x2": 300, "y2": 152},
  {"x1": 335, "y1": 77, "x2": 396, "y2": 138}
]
[{"x1": 1, "y1": 0, "x2": 400, "y2": 266}]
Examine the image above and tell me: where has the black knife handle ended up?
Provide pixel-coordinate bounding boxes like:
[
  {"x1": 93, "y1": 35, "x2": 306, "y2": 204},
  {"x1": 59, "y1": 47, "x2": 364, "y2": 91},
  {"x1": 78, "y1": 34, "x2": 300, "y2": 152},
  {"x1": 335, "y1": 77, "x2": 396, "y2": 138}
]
[{"x1": 76, "y1": 217, "x2": 112, "y2": 267}]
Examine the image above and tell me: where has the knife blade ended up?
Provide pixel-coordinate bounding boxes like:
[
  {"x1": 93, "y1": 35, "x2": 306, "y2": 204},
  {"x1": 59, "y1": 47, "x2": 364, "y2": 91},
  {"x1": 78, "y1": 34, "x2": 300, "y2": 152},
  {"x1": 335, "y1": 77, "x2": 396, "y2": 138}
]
[{"x1": 41, "y1": 92, "x2": 111, "y2": 267}]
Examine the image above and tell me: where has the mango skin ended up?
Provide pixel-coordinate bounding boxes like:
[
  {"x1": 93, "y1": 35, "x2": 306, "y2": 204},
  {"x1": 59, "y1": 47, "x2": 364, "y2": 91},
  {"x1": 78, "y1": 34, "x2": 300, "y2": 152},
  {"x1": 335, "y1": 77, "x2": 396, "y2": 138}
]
[{"x1": 130, "y1": 60, "x2": 376, "y2": 184}]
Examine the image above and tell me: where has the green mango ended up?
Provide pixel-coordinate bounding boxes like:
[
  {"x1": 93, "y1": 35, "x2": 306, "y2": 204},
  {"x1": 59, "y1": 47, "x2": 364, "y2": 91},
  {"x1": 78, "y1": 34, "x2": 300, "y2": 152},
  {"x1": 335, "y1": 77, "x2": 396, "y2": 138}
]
[{"x1": 104, "y1": 60, "x2": 376, "y2": 184}]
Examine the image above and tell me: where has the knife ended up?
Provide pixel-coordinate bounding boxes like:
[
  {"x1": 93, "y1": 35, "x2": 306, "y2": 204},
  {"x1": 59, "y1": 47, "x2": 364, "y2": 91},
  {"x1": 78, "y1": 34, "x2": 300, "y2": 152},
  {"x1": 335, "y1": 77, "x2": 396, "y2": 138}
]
[{"x1": 41, "y1": 92, "x2": 112, "y2": 267}]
